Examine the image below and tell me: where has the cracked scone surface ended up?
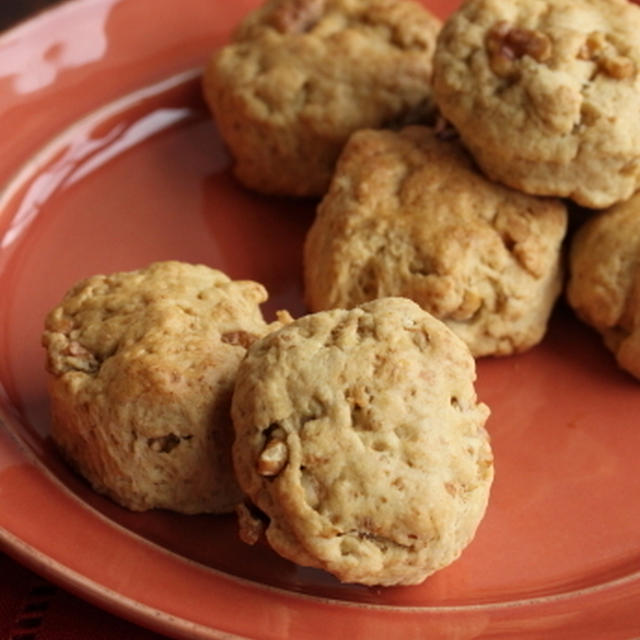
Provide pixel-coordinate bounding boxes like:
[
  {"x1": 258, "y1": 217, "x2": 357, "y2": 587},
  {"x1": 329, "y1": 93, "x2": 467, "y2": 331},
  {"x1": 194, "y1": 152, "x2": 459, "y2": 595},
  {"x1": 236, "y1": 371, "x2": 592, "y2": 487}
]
[
  {"x1": 42, "y1": 261, "x2": 285, "y2": 514},
  {"x1": 231, "y1": 297, "x2": 493, "y2": 586},
  {"x1": 202, "y1": 0, "x2": 441, "y2": 197},
  {"x1": 432, "y1": 0, "x2": 640, "y2": 208},
  {"x1": 304, "y1": 126, "x2": 568, "y2": 357},
  {"x1": 567, "y1": 193, "x2": 640, "y2": 381}
]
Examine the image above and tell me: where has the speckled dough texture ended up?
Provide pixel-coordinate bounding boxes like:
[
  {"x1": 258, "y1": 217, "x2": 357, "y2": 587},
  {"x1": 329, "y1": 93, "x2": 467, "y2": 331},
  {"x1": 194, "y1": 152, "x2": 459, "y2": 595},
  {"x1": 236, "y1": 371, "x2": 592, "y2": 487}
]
[
  {"x1": 202, "y1": 0, "x2": 441, "y2": 197},
  {"x1": 567, "y1": 194, "x2": 640, "y2": 381},
  {"x1": 433, "y1": 0, "x2": 640, "y2": 208},
  {"x1": 231, "y1": 297, "x2": 493, "y2": 586},
  {"x1": 304, "y1": 126, "x2": 568, "y2": 357},
  {"x1": 42, "y1": 261, "x2": 288, "y2": 514}
]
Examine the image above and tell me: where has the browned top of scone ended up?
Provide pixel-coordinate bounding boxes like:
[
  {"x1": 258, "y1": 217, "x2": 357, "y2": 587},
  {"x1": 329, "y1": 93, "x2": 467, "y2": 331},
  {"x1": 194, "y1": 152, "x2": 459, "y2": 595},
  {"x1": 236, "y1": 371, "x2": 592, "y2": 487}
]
[
  {"x1": 203, "y1": 0, "x2": 441, "y2": 196},
  {"x1": 44, "y1": 261, "x2": 270, "y2": 378},
  {"x1": 42, "y1": 261, "x2": 283, "y2": 514},
  {"x1": 304, "y1": 125, "x2": 567, "y2": 356},
  {"x1": 567, "y1": 193, "x2": 640, "y2": 380},
  {"x1": 433, "y1": 0, "x2": 640, "y2": 207},
  {"x1": 231, "y1": 297, "x2": 493, "y2": 586}
]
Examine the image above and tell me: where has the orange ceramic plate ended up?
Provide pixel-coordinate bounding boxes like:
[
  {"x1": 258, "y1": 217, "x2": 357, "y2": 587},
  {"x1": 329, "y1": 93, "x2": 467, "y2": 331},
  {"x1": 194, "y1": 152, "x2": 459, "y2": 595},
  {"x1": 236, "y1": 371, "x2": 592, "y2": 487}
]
[{"x1": 1, "y1": 1, "x2": 640, "y2": 638}]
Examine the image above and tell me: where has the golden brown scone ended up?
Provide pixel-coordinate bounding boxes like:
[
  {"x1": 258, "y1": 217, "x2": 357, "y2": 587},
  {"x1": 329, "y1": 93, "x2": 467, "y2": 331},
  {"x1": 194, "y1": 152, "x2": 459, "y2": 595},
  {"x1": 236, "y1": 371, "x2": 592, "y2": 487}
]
[
  {"x1": 42, "y1": 261, "x2": 290, "y2": 514},
  {"x1": 202, "y1": 0, "x2": 441, "y2": 197},
  {"x1": 231, "y1": 297, "x2": 493, "y2": 586},
  {"x1": 304, "y1": 126, "x2": 568, "y2": 357},
  {"x1": 567, "y1": 193, "x2": 640, "y2": 380},
  {"x1": 433, "y1": 0, "x2": 640, "y2": 208}
]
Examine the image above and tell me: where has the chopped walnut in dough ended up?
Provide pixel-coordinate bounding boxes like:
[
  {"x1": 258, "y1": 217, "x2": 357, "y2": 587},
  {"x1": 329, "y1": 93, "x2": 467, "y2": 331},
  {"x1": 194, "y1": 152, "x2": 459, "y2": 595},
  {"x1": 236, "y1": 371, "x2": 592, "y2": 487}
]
[
  {"x1": 269, "y1": 0, "x2": 326, "y2": 33},
  {"x1": 486, "y1": 21, "x2": 551, "y2": 76},
  {"x1": 577, "y1": 31, "x2": 635, "y2": 79},
  {"x1": 257, "y1": 438, "x2": 289, "y2": 476}
]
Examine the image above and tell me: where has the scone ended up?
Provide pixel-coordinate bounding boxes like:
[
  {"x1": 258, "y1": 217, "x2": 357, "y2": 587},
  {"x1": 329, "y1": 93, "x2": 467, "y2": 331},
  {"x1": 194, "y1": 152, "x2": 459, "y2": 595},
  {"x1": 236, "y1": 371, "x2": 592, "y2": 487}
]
[
  {"x1": 432, "y1": 0, "x2": 640, "y2": 208},
  {"x1": 202, "y1": 0, "x2": 441, "y2": 197},
  {"x1": 231, "y1": 297, "x2": 493, "y2": 586},
  {"x1": 42, "y1": 261, "x2": 289, "y2": 514},
  {"x1": 567, "y1": 193, "x2": 640, "y2": 380},
  {"x1": 304, "y1": 126, "x2": 568, "y2": 357}
]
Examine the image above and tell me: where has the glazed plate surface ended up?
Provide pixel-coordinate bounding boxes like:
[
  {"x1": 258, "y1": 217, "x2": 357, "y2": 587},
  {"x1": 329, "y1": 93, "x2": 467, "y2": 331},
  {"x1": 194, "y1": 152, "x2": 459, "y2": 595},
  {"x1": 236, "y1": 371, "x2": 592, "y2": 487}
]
[{"x1": 1, "y1": 1, "x2": 639, "y2": 638}]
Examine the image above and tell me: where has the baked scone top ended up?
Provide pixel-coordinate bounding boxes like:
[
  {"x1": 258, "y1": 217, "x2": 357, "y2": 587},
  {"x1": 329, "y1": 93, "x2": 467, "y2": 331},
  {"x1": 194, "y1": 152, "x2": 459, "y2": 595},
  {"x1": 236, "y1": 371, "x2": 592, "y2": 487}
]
[
  {"x1": 433, "y1": 0, "x2": 640, "y2": 208},
  {"x1": 304, "y1": 126, "x2": 568, "y2": 357},
  {"x1": 43, "y1": 261, "x2": 280, "y2": 514},
  {"x1": 203, "y1": 0, "x2": 441, "y2": 196},
  {"x1": 567, "y1": 194, "x2": 640, "y2": 380},
  {"x1": 225, "y1": 0, "x2": 440, "y2": 132},
  {"x1": 232, "y1": 297, "x2": 493, "y2": 586},
  {"x1": 44, "y1": 261, "x2": 269, "y2": 378}
]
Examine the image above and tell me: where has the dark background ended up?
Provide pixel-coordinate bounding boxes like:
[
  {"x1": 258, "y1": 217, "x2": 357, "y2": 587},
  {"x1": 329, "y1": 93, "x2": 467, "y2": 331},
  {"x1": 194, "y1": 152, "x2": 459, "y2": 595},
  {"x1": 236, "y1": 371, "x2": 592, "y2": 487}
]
[{"x1": 0, "y1": 0, "x2": 63, "y2": 31}]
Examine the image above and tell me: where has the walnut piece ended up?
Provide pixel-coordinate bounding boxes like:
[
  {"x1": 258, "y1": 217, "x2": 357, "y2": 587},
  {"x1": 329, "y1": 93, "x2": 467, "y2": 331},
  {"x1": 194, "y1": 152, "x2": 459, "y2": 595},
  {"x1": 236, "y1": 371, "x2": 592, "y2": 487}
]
[
  {"x1": 221, "y1": 330, "x2": 258, "y2": 349},
  {"x1": 148, "y1": 433, "x2": 182, "y2": 453},
  {"x1": 577, "y1": 31, "x2": 635, "y2": 80},
  {"x1": 270, "y1": 0, "x2": 325, "y2": 34},
  {"x1": 486, "y1": 21, "x2": 552, "y2": 77},
  {"x1": 578, "y1": 31, "x2": 607, "y2": 60},
  {"x1": 434, "y1": 115, "x2": 459, "y2": 141},
  {"x1": 236, "y1": 502, "x2": 265, "y2": 545},
  {"x1": 257, "y1": 438, "x2": 289, "y2": 476},
  {"x1": 601, "y1": 55, "x2": 635, "y2": 80}
]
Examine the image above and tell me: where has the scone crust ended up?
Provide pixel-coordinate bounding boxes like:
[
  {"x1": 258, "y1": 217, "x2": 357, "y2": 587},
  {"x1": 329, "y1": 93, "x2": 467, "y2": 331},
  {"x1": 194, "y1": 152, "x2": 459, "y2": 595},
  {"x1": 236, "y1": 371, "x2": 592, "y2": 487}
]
[
  {"x1": 304, "y1": 126, "x2": 568, "y2": 357},
  {"x1": 231, "y1": 298, "x2": 493, "y2": 586},
  {"x1": 433, "y1": 0, "x2": 640, "y2": 208},
  {"x1": 567, "y1": 194, "x2": 640, "y2": 380},
  {"x1": 203, "y1": 0, "x2": 441, "y2": 197},
  {"x1": 42, "y1": 261, "x2": 279, "y2": 514}
]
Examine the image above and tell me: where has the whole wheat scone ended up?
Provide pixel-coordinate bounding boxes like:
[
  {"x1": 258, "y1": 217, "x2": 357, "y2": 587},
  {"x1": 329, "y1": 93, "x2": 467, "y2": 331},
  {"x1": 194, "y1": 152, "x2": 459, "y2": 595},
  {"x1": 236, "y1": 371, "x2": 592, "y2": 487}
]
[
  {"x1": 304, "y1": 126, "x2": 568, "y2": 357},
  {"x1": 432, "y1": 0, "x2": 640, "y2": 209},
  {"x1": 231, "y1": 297, "x2": 493, "y2": 586},
  {"x1": 42, "y1": 261, "x2": 289, "y2": 514},
  {"x1": 202, "y1": 0, "x2": 441, "y2": 197},
  {"x1": 567, "y1": 193, "x2": 640, "y2": 380}
]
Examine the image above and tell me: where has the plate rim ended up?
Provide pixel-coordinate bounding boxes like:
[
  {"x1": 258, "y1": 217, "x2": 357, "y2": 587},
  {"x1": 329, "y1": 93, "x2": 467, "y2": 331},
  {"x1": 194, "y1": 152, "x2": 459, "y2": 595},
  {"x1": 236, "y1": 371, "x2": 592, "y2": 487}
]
[{"x1": 1, "y1": 0, "x2": 640, "y2": 638}]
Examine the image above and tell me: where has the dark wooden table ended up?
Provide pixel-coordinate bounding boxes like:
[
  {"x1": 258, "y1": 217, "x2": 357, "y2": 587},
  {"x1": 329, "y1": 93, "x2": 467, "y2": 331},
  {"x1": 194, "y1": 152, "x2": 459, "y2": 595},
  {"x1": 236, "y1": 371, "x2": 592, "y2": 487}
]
[{"x1": 0, "y1": 0, "x2": 60, "y2": 30}]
